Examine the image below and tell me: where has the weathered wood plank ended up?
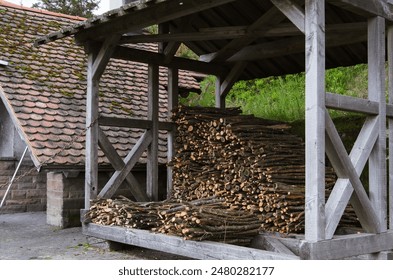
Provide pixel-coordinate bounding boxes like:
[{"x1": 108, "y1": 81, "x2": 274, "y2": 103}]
[
  {"x1": 97, "y1": 127, "x2": 149, "y2": 201},
  {"x1": 325, "y1": 112, "x2": 380, "y2": 233},
  {"x1": 388, "y1": 25, "x2": 393, "y2": 230},
  {"x1": 147, "y1": 64, "x2": 159, "y2": 201},
  {"x1": 325, "y1": 117, "x2": 379, "y2": 238},
  {"x1": 325, "y1": 92, "x2": 378, "y2": 115},
  {"x1": 98, "y1": 117, "x2": 174, "y2": 131},
  {"x1": 99, "y1": 130, "x2": 152, "y2": 200},
  {"x1": 167, "y1": 67, "x2": 178, "y2": 198},
  {"x1": 304, "y1": 0, "x2": 326, "y2": 242},
  {"x1": 271, "y1": 0, "x2": 305, "y2": 33},
  {"x1": 251, "y1": 235, "x2": 297, "y2": 256},
  {"x1": 300, "y1": 230, "x2": 393, "y2": 260},
  {"x1": 368, "y1": 16, "x2": 387, "y2": 232},
  {"x1": 75, "y1": 0, "x2": 238, "y2": 43},
  {"x1": 85, "y1": 50, "x2": 99, "y2": 209},
  {"x1": 215, "y1": 76, "x2": 224, "y2": 109},
  {"x1": 83, "y1": 223, "x2": 300, "y2": 260}
]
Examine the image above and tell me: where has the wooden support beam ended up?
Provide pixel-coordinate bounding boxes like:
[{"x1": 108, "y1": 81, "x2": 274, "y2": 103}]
[
  {"x1": 326, "y1": 92, "x2": 379, "y2": 115},
  {"x1": 215, "y1": 76, "x2": 225, "y2": 109},
  {"x1": 325, "y1": 116, "x2": 379, "y2": 238},
  {"x1": 112, "y1": 46, "x2": 226, "y2": 76},
  {"x1": 220, "y1": 61, "x2": 248, "y2": 100},
  {"x1": 147, "y1": 64, "x2": 159, "y2": 201},
  {"x1": 75, "y1": 0, "x2": 238, "y2": 43},
  {"x1": 119, "y1": 22, "x2": 366, "y2": 44},
  {"x1": 92, "y1": 34, "x2": 121, "y2": 81},
  {"x1": 327, "y1": 0, "x2": 393, "y2": 22},
  {"x1": 98, "y1": 116, "x2": 174, "y2": 131},
  {"x1": 271, "y1": 0, "x2": 305, "y2": 33},
  {"x1": 202, "y1": 5, "x2": 287, "y2": 63},
  {"x1": 251, "y1": 234, "x2": 297, "y2": 256},
  {"x1": 99, "y1": 130, "x2": 153, "y2": 200},
  {"x1": 300, "y1": 230, "x2": 393, "y2": 260},
  {"x1": 368, "y1": 16, "x2": 387, "y2": 232},
  {"x1": 304, "y1": 0, "x2": 326, "y2": 242},
  {"x1": 167, "y1": 67, "x2": 178, "y2": 198},
  {"x1": 85, "y1": 50, "x2": 99, "y2": 209},
  {"x1": 225, "y1": 31, "x2": 366, "y2": 62},
  {"x1": 388, "y1": 25, "x2": 393, "y2": 230},
  {"x1": 83, "y1": 223, "x2": 300, "y2": 260},
  {"x1": 97, "y1": 127, "x2": 149, "y2": 201}
]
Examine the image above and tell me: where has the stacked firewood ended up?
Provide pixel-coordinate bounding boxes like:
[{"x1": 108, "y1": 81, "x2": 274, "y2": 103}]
[
  {"x1": 85, "y1": 196, "x2": 262, "y2": 245},
  {"x1": 170, "y1": 106, "x2": 359, "y2": 234}
]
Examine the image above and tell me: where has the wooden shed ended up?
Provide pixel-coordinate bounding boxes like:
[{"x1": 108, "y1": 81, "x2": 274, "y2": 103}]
[{"x1": 36, "y1": 0, "x2": 393, "y2": 259}]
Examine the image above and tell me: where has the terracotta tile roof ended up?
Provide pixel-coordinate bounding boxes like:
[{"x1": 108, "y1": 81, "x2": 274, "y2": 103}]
[{"x1": 0, "y1": 2, "x2": 200, "y2": 168}]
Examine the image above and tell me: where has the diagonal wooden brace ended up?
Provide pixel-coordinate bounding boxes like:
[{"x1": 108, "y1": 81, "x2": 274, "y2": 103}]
[
  {"x1": 325, "y1": 112, "x2": 381, "y2": 235},
  {"x1": 98, "y1": 130, "x2": 152, "y2": 200},
  {"x1": 97, "y1": 127, "x2": 149, "y2": 201}
]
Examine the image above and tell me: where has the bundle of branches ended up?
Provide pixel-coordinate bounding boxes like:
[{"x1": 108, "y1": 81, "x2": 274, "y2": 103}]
[
  {"x1": 86, "y1": 196, "x2": 262, "y2": 245},
  {"x1": 154, "y1": 198, "x2": 262, "y2": 245},
  {"x1": 170, "y1": 106, "x2": 360, "y2": 234}
]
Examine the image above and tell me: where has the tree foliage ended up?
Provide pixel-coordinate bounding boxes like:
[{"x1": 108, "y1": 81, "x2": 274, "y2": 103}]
[{"x1": 32, "y1": 0, "x2": 100, "y2": 18}]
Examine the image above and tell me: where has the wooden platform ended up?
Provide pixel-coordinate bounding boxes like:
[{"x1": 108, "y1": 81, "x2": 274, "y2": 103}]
[{"x1": 82, "y1": 223, "x2": 299, "y2": 260}]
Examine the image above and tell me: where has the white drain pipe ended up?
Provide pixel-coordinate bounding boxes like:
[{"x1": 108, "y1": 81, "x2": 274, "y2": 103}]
[{"x1": 0, "y1": 146, "x2": 29, "y2": 208}]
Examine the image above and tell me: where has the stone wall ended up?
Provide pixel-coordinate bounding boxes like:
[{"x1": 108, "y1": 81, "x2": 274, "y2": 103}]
[{"x1": 0, "y1": 158, "x2": 46, "y2": 213}]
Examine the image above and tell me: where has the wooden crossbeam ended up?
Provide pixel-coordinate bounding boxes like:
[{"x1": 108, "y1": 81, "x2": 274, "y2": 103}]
[
  {"x1": 325, "y1": 116, "x2": 379, "y2": 238},
  {"x1": 271, "y1": 0, "x2": 305, "y2": 33},
  {"x1": 98, "y1": 116, "x2": 174, "y2": 131},
  {"x1": 325, "y1": 112, "x2": 381, "y2": 234},
  {"x1": 99, "y1": 130, "x2": 153, "y2": 200},
  {"x1": 225, "y1": 31, "x2": 366, "y2": 62},
  {"x1": 201, "y1": 6, "x2": 287, "y2": 63},
  {"x1": 326, "y1": 92, "x2": 378, "y2": 115},
  {"x1": 97, "y1": 127, "x2": 149, "y2": 201},
  {"x1": 75, "y1": 0, "x2": 238, "y2": 43},
  {"x1": 219, "y1": 61, "x2": 248, "y2": 101}
]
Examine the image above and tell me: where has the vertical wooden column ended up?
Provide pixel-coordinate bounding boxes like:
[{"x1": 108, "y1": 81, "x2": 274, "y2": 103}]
[
  {"x1": 147, "y1": 64, "x2": 159, "y2": 201},
  {"x1": 215, "y1": 76, "x2": 226, "y2": 109},
  {"x1": 388, "y1": 25, "x2": 393, "y2": 230},
  {"x1": 304, "y1": 0, "x2": 326, "y2": 242},
  {"x1": 167, "y1": 67, "x2": 179, "y2": 198},
  {"x1": 85, "y1": 51, "x2": 99, "y2": 209},
  {"x1": 368, "y1": 16, "x2": 387, "y2": 232}
]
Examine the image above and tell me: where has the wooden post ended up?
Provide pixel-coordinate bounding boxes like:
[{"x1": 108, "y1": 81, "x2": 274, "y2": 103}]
[
  {"x1": 304, "y1": 0, "x2": 326, "y2": 242},
  {"x1": 147, "y1": 64, "x2": 159, "y2": 201},
  {"x1": 388, "y1": 25, "x2": 393, "y2": 230},
  {"x1": 215, "y1": 76, "x2": 225, "y2": 109},
  {"x1": 368, "y1": 16, "x2": 387, "y2": 232},
  {"x1": 167, "y1": 67, "x2": 179, "y2": 198},
  {"x1": 85, "y1": 50, "x2": 99, "y2": 209}
]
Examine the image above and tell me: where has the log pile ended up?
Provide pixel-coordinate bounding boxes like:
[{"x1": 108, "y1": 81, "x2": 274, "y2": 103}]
[
  {"x1": 170, "y1": 106, "x2": 360, "y2": 234},
  {"x1": 85, "y1": 196, "x2": 262, "y2": 245},
  {"x1": 86, "y1": 105, "x2": 360, "y2": 244}
]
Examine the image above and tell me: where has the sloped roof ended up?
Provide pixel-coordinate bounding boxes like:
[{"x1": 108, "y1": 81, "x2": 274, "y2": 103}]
[
  {"x1": 34, "y1": 0, "x2": 393, "y2": 81},
  {"x1": 0, "y1": 1, "x2": 200, "y2": 169}
]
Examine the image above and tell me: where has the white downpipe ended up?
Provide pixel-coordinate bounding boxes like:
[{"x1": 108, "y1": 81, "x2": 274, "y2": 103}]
[{"x1": 0, "y1": 146, "x2": 29, "y2": 208}]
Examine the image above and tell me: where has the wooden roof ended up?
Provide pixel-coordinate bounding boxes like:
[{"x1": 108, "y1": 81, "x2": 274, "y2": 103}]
[{"x1": 35, "y1": 0, "x2": 393, "y2": 81}]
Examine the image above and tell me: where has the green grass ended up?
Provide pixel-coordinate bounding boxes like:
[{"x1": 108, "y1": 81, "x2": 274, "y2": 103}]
[{"x1": 181, "y1": 64, "x2": 370, "y2": 122}]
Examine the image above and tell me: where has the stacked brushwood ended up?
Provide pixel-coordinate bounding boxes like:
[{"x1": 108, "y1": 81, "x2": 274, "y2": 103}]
[
  {"x1": 170, "y1": 106, "x2": 360, "y2": 234},
  {"x1": 86, "y1": 105, "x2": 360, "y2": 244},
  {"x1": 85, "y1": 196, "x2": 263, "y2": 245}
]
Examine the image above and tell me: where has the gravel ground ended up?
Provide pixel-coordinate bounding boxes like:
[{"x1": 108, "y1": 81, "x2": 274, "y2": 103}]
[{"x1": 0, "y1": 212, "x2": 187, "y2": 260}]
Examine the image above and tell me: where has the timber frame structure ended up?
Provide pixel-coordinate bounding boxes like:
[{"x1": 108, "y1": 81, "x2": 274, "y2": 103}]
[{"x1": 36, "y1": 0, "x2": 393, "y2": 259}]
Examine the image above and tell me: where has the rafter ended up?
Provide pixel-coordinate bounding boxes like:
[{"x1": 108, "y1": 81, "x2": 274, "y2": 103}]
[{"x1": 271, "y1": 0, "x2": 305, "y2": 33}]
